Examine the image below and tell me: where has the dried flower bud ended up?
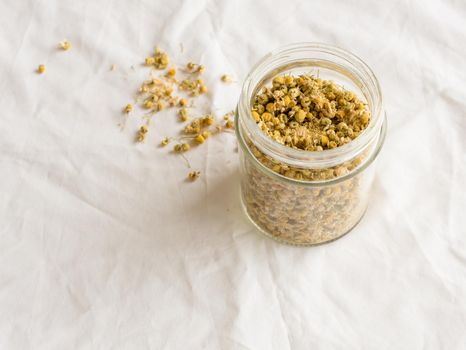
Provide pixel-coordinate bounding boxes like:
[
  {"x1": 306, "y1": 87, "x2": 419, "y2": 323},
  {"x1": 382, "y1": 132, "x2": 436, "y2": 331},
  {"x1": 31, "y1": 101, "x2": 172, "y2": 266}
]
[
  {"x1": 174, "y1": 143, "x2": 190, "y2": 152},
  {"x1": 225, "y1": 120, "x2": 234, "y2": 129},
  {"x1": 145, "y1": 57, "x2": 155, "y2": 66},
  {"x1": 188, "y1": 171, "x2": 200, "y2": 181},
  {"x1": 179, "y1": 107, "x2": 188, "y2": 121},
  {"x1": 60, "y1": 40, "x2": 71, "y2": 50},
  {"x1": 195, "y1": 134, "x2": 205, "y2": 144},
  {"x1": 154, "y1": 48, "x2": 169, "y2": 69},
  {"x1": 199, "y1": 85, "x2": 208, "y2": 94},
  {"x1": 221, "y1": 74, "x2": 233, "y2": 83},
  {"x1": 136, "y1": 125, "x2": 148, "y2": 142},
  {"x1": 166, "y1": 67, "x2": 176, "y2": 77},
  {"x1": 161, "y1": 137, "x2": 171, "y2": 146},
  {"x1": 124, "y1": 103, "x2": 133, "y2": 113}
]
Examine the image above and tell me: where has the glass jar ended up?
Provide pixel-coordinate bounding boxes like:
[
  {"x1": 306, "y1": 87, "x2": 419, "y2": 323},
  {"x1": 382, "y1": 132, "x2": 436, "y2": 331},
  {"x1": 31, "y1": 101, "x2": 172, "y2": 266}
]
[{"x1": 235, "y1": 42, "x2": 387, "y2": 246}]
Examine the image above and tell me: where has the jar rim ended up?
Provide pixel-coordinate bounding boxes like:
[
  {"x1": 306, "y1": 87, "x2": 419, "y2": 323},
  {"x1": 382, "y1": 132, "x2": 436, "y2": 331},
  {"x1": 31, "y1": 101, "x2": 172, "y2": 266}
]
[{"x1": 236, "y1": 42, "x2": 384, "y2": 169}]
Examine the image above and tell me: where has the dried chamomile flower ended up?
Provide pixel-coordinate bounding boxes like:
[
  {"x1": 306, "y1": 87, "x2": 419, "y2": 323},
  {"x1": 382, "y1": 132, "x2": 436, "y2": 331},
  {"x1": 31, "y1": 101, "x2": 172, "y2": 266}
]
[
  {"x1": 251, "y1": 74, "x2": 371, "y2": 151},
  {"x1": 179, "y1": 79, "x2": 196, "y2": 91},
  {"x1": 186, "y1": 62, "x2": 204, "y2": 74},
  {"x1": 225, "y1": 120, "x2": 234, "y2": 129},
  {"x1": 166, "y1": 67, "x2": 176, "y2": 77},
  {"x1": 201, "y1": 115, "x2": 214, "y2": 126},
  {"x1": 223, "y1": 111, "x2": 234, "y2": 120},
  {"x1": 154, "y1": 48, "x2": 169, "y2": 69},
  {"x1": 179, "y1": 107, "x2": 189, "y2": 122},
  {"x1": 184, "y1": 118, "x2": 202, "y2": 134},
  {"x1": 188, "y1": 171, "x2": 200, "y2": 181},
  {"x1": 194, "y1": 131, "x2": 212, "y2": 144},
  {"x1": 179, "y1": 79, "x2": 206, "y2": 96},
  {"x1": 145, "y1": 57, "x2": 155, "y2": 66},
  {"x1": 37, "y1": 64, "x2": 46, "y2": 74},
  {"x1": 124, "y1": 103, "x2": 133, "y2": 113},
  {"x1": 221, "y1": 74, "x2": 233, "y2": 83},
  {"x1": 174, "y1": 143, "x2": 190, "y2": 152},
  {"x1": 179, "y1": 98, "x2": 188, "y2": 107},
  {"x1": 223, "y1": 112, "x2": 234, "y2": 129},
  {"x1": 144, "y1": 100, "x2": 153, "y2": 109},
  {"x1": 199, "y1": 84, "x2": 208, "y2": 94},
  {"x1": 160, "y1": 137, "x2": 171, "y2": 146},
  {"x1": 136, "y1": 125, "x2": 148, "y2": 142},
  {"x1": 59, "y1": 39, "x2": 71, "y2": 50},
  {"x1": 195, "y1": 134, "x2": 205, "y2": 144},
  {"x1": 167, "y1": 97, "x2": 179, "y2": 107},
  {"x1": 157, "y1": 101, "x2": 165, "y2": 111}
]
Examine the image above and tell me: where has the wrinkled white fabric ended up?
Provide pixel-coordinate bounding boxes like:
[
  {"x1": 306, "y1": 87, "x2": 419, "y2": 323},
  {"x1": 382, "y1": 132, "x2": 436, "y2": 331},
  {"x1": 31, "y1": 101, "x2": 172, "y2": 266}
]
[{"x1": 1, "y1": 0, "x2": 466, "y2": 349}]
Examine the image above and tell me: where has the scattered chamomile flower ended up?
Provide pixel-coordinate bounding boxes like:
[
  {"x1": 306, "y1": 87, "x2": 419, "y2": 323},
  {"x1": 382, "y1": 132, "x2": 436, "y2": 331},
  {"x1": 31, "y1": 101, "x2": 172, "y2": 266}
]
[
  {"x1": 124, "y1": 103, "x2": 133, "y2": 113},
  {"x1": 153, "y1": 47, "x2": 169, "y2": 69},
  {"x1": 179, "y1": 107, "x2": 189, "y2": 122},
  {"x1": 145, "y1": 57, "x2": 155, "y2": 66},
  {"x1": 225, "y1": 120, "x2": 234, "y2": 129},
  {"x1": 221, "y1": 74, "x2": 233, "y2": 83},
  {"x1": 161, "y1": 137, "x2": 171, "y2": 146},
  {"x1": 202, "y1": 115, "x2": 214, "y2": 126},
  {"x1": 136, "y1": 125, "x2": 148, "y2": 142},
  {"x1": 188, "y1": 171, "x2": 200, "y2": 181},
  {"x1": 174, "y1": 143, "x2": 190, "y2": 152},
  {"x1": 120, "y1": 45, "x2": 238, "y2": 181},
  {"x1": 59, "y1": 39, "x2": 71, "y2": 50},
  {"x1": 157, "y1": 101, "x2": 165, "y2": 111},
  {"x1": 37, "y1": 64, "x2": 46, "y2": 74},
  {"x1": 184, "y1": 118, "x2": 202, "y2": 134},
  {"x1": 199, "y1": 84, "x2": 208, "y2": 94},
  {"x1": 166, "y1": 67, "x2": 176, "y2": 77},
  {"x1": 195, "y1": 134, "x2": 205, "y2": 144},
  {"x1": 223, "y1": 111, "x2": 234, "y2": 120},
  {"x1": 168, "y1": 97, "x2": 179, "y2": 107},
  {"x1": 186, "y1": 62, "x2": 204, "y2": 74}
]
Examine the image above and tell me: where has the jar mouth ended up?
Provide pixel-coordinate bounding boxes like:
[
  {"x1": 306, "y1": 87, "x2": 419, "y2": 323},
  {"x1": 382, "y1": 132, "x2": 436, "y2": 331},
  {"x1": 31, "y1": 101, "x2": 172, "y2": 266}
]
[{"x1": 236, "y1": 42, "x2": 384, "y2": 169}]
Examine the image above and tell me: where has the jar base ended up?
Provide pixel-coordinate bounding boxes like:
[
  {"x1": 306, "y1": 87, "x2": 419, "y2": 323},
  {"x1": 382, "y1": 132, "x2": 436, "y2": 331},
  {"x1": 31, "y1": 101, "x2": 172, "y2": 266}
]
[{"x1": 239, "y1": 191, "x2": 367, "y2": 247}]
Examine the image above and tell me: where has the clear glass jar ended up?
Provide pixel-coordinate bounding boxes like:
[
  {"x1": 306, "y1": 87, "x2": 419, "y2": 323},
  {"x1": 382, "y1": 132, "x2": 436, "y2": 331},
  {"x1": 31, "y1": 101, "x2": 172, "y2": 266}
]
[{"x1": 235, "y1": 42, "x2": 387, "y2": 246}]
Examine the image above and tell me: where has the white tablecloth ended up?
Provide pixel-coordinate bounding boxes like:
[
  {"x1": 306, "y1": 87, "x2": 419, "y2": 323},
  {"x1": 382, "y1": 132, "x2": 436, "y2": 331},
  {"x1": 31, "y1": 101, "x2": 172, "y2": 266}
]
[{"x1": 1, "y1": 0, "x2": 466, "y2": 349}]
